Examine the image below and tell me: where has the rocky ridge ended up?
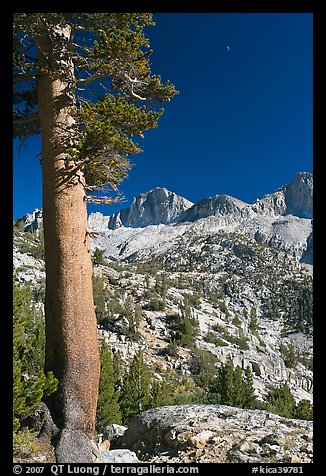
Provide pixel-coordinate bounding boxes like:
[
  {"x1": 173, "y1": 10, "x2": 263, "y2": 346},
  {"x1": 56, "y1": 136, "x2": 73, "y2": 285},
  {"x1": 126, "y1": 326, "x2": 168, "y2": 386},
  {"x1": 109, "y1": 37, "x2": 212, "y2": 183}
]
[
  {"x1": 88, "y1": 172, "x2": 313, "y2": 265},
  {"x1": 21, "y1": 173, "x2": 313, "y2": 265}
]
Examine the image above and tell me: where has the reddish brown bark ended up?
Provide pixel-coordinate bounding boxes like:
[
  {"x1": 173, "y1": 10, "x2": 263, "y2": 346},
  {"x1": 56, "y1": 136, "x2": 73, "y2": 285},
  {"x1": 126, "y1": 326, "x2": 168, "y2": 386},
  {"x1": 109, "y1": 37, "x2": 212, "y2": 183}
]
[{"x1": 36, "y1": 25, "x2": 100, "y2": 435}]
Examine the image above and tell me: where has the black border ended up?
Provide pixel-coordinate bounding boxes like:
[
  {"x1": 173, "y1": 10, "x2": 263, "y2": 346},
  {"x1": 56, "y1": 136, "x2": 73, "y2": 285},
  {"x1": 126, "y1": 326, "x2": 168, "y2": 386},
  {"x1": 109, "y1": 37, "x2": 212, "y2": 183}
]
[{"x1": 7, "y1": 1, "x2": 322, "y2": 473}]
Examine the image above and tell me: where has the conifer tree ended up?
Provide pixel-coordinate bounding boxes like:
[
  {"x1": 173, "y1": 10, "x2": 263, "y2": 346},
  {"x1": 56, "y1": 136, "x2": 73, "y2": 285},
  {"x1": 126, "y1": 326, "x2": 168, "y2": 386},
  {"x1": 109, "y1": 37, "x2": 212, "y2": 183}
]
[
  {"x1": 217, "y1": 355, "x2": 235, "y2": 406},
  {"x1": 96, "y1": 342, "x2": 122, "y2": 433},
  {"x1": 13, "y1": 282, "x2": 58, "y2": 432},
  {"x1": 120, "y1": 350, "x2": 151, "y2": 423},
  {"x1": 243, "y1": 366, "x2": 257, "y2": 409},
  {"x1": 266, "y1": 383, "x2": 296, "y2": 418},
  {"x1": 295, "y1": 399, "x2": 313, "y2": 421},
  {"x1": 123, "y1": 300, "x2": 142, "y2": 340},
  {"x1": 249, "y1": 307, "x2": 258, "y2": 333},
  {"x1": 171, "y1": 303, "x2": 199, "y2": 348},
  {"x1": 13, "y1": 13, "x2": 177, "y2": 454},
  {"x1": 232, "y1": 365, "x2": 244, "y2": 407},
  {"x1": 150, "y1": 380, "x2": 174, "y2": 408}
]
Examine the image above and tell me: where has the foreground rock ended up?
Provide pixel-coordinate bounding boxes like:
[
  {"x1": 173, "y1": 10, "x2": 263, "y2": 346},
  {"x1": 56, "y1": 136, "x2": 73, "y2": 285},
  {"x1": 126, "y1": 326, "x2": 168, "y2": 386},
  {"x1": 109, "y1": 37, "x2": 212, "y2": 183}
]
[
  {"x1": 119, "y1": 405, "x2": 313, "y2": 463},
  {"x1": 101, "y1": 449, "x2": 139, "y2": 463},
  {"x1": 55, "y1": 430, "x2": 103, "y2": 463}
]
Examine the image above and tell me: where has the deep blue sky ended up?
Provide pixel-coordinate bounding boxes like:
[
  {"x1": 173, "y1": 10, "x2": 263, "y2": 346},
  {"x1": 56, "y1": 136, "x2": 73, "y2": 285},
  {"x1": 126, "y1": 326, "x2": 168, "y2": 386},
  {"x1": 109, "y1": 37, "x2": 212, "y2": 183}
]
[{"x1": 13, "y1": 13, "x2": 313, "y2": 219}]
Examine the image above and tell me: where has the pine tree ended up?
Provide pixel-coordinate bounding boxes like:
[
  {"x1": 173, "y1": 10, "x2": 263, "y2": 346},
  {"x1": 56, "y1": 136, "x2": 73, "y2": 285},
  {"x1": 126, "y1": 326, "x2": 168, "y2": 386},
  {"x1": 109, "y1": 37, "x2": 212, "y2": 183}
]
[
  {"x1": 123, "y1": 300, "x2": 142, "y2": 340},
  {"x1": 249, "y1": 307, "x2": 258, "y2": 333},
  {"x1": 189, "y1": 348, "x2": 218, "y2": 393},
  {"x1": 171, "y1": 303, "x2": 199, "y2": 348},
  {"x1": 266, "y1": 383, "x2": 296, "y2": 418},
  {"x1": 93, "y1": 248, "x2": 108, "y2": 266},
  {"x1": 93, "y1": 275, "x2": 110, "y2": 325},
  {"x1": 96, "y1": 342, "x2": 122, "y2": 433},
  {"x1": 216, "y1": 356, "x2": 236, "y2": 406},
  {"x1": 243, "y1": 366, "x2": 257, "y2": 409},
  {"x1": 150, "y1": 380, "x2": 174, "y2": 408},
  {"x1": 13, "y1": 283, "x2": 58, "y2": 432},
  {"x1": 280, "y1": 343, "x2": 298, "y2": 368},
  {"x1": 295, "y1": 399, "x2": 313, "y2": 420},
  {"x1": 119, "y1": 351, "x2": 151, "y2": 423},
  {"x1": 213, "y1": 357, "x2": 257, "y2": 409},
  {"x1": 14, "y1": 13, "x2": 177, "y2": 448},
  {"x1": 232, "y1": 365, "x2": 245, "y2": 407}
]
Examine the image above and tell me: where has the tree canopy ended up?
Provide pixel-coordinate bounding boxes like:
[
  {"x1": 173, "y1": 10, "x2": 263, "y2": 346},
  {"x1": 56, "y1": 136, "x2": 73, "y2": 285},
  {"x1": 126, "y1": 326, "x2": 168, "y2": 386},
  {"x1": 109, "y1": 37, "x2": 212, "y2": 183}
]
[{"x1": 13, "y1": 13, "x2": 178, "y2": 202}]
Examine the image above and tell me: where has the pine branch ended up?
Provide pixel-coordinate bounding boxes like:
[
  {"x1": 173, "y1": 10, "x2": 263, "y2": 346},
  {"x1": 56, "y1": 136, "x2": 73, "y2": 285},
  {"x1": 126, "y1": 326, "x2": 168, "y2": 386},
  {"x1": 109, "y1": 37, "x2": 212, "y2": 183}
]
[{"x1": 13, "y1": 113, "x2": 39, "y2": 125}]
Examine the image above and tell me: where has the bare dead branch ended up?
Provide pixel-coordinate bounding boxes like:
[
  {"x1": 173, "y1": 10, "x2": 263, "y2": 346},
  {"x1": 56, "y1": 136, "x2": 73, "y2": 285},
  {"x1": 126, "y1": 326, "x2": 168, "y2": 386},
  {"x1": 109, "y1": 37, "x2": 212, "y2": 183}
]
[
  {"x1": 124, "y1": 73, "x2": 147, "y2": 100},
  {"x1": 84, "y1": 195, "x2": 124, "y2": 205},
  {"x1": 76, "y1": 73, "x2": 108, "y2": 85}
]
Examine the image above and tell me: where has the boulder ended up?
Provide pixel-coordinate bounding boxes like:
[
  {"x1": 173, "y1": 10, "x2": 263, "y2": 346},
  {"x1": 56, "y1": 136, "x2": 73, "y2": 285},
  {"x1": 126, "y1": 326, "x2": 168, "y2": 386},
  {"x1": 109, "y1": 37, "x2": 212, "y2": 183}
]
[
  {"x1": 101, "y1": 449, "x2": 139, "y2": 463},
  {"x1": 119, "y1": 404, "x2": 313, "y2": 463},
  {"x1": 104, "y1": 423, "x2": 128, "y2": 441},
  {"x1": 55, "y1": 429, "x2": 103, "y2": 463}
]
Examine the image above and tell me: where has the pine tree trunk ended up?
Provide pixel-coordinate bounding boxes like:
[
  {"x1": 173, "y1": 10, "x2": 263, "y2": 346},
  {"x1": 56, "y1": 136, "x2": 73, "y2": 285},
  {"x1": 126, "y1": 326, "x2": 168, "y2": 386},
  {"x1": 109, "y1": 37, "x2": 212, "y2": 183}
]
[{"x1": 36, "y1": 25, "x2": 100, "y2": 438}]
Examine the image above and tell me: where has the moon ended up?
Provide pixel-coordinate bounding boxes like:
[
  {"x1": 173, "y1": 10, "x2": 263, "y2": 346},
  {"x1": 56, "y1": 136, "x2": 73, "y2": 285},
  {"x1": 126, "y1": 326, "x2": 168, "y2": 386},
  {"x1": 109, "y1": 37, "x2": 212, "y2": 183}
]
[{"x1": 226, "y1": 46, "x2": 230, "y2": 51}]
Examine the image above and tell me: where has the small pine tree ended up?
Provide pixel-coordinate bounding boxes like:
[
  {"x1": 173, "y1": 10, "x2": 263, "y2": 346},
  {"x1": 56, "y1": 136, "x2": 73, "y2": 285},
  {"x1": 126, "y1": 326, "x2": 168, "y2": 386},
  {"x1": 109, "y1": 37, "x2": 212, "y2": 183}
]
[
  {"x1": 249, "y1": 307, "x2": 258, "y2": 333},
  {"x1": 232, "y1": 365, "x2": 245, "y2": 407},
  {"x1": 150, "y1": 380, "x2": 174, "y2": 408},
  {"x1": 119, "y1": 351, "x2": 151, "y2": 424},
  {"x1": 266, "y1": 383, "x2": 296, "y2": 418},
  {"x1": 96, "y1": 342, "x2": 122, "y2": 433},
  {"x1": 93, "y1": 248, "x2": 108, "y2": 266},
  {"x1": 295, "y1": 399, "x2": 313, "y2": 420},
  {"x1": 216, "y1": 355, "x2": 236, "y2": 406},
  {"x1": 145, "y1": 275, "x2": 150, "y2": 290},
  {"x1": 189, "y1": 348, "x2": 218, "y2": 392},
  {"x1": 13, "y1": 283, "x2": 58, "y2": 432},
  {"x1": 123, "y1": 301, "x2": 143, "y2": 340},
  {"x1": 280, "y1": 343, "x2": 298, "y2": 368},
  {"x1": 93, "y1": 275, "x2": 110, "y2": 325},
  {"x1": 243, "y1": 366, "x2": 257, "y2": 409},
  {"x1": 171, "y1": 303, "x2": 199, "y2": 348}
]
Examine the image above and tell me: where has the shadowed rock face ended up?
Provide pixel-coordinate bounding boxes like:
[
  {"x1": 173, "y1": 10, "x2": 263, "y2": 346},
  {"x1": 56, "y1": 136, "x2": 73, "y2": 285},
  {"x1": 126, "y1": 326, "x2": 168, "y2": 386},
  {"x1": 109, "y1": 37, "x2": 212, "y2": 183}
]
[
  {"x1": 107, "y1": 187, "x2": 194, "y2": 229},
  {"x1": 284, "y1": 172, "x2": 313, "y2": 218},
  {"x1": 118, "y1": 404, "x2": 313, "y2": 463},
  {"x1": 23, "y1": 209, "x2": 43, "y2": 233},
  {"x1": 251, "y1": 172, "x2": 313, "y2": 218},
  {"x1": 179, "y1": 194, "x2": 248, "y2": 222}
]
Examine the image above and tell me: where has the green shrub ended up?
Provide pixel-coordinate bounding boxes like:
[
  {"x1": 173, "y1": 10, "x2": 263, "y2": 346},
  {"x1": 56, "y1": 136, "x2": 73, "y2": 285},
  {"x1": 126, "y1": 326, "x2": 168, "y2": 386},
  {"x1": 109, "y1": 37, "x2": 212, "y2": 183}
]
[
  {"x1": 93, "y1": 248, "x2": 108, "y2": 266},
  {"x1": 13, "y1": 430, "x2": 42, "y2": 462},
  {"x1": 206, "y1": 331, "x2": 228, "y2": 347},
  {"x1": 144, "y1": 295, "x2": 165, "y2": 311},
  {"x1": 295, "y1": 399, "x2": 313, "y2": 420}
]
